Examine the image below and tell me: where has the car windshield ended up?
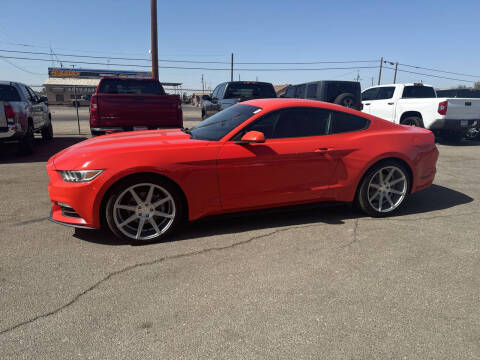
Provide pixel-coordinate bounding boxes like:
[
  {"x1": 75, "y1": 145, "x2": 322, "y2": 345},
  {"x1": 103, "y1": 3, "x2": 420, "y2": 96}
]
[
  {"x1": 190, "y1": 104, "x2": 260, "y2": 141},
  {"x1": 224, "y1": 82, "x2": 276, "y2": 100}
]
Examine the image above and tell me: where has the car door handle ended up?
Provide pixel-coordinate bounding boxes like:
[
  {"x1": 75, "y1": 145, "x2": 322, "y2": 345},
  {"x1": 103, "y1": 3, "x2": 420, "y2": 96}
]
[
  {"x1": 364, "y1": 103, "x2": 370, "y2": 106},
  {"x1": 387, "y1": 102, "x2": 394, "y2": 105},
  {"x1": 314, "y1": 147, "x2": 333, "y2": 153}
]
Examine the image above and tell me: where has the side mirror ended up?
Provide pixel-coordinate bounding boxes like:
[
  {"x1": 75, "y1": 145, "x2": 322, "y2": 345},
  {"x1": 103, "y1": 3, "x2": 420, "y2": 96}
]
[
  {"x1": 237, "y1": 131, "x2": 265, "y2": 144},
  {"x1": 39, "y1": 96, "x2": 48, "y2": 104},
  {"x1": 202, "y1": 95, "x2": 211, "y2": 101}
]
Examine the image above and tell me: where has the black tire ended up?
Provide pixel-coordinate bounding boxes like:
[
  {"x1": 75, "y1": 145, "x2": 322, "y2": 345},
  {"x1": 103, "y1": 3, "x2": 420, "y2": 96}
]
[
  {"x1": 105, "y1": 175, "x2": 184, "y2": 243},
  {"x1": 356, "y1": 160, "x2": 410, "y2": 217},
  {"x1": 18, "y1": 124, "x2": 35, "y2": 155},
  {"x1": 201, "y1": 109, "x2": 206, "y2": 120},
  {"x1": 464, "y1": 127, "x2": 480, "y2": 141},
  {"x1": 41, "y1": 121, "x2": 54, "y2": 141},
  {"x1": 400, "y1": 116, "x2": 424, "y2": 127},
  {"x1": 334, "y1": 93, "x2": 359, "y2": 109}
]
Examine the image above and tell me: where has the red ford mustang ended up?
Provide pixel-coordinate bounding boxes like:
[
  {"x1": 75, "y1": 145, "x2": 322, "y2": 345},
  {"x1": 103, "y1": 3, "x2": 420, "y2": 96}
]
[{"x1": 47, "y1": 98, "x2": 438, "y2": 242}]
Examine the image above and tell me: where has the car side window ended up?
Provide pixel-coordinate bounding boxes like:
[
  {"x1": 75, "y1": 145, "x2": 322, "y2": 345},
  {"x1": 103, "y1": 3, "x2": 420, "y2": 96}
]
[
  {"x1": 211, "y1": 85, "x2": 220, "y2": 99},
  {"x1": 285, "y1": 86, "x2": 296, "y2": 98},
  {"x1": 362, "y1": 88, "x2": 379, "y2": 101},
  {"x1": 376, "y1": 87, "x2": 395, "y2": 100},
  {"x1": 306, "y1": 84, "x2": 317, "y2": 99},
  {"x1": 330, "y1": 111, "x2": 369, "y2": 134},
  {"x1": 217, "y1": 83, "x2": 227, "y2": 100},
  {"x1": 295, "y1": 85, "x2": 306, "y2": 98},
  {"x1": 27, "y1": 87, "x2": 39, "y2": 103},
  {"x1": 18, "y1": 85, "x2": 32, "y2": 102}
]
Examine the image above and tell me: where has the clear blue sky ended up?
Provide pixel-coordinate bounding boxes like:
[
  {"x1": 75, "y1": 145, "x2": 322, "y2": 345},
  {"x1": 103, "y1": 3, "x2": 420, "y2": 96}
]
[{"x1": 0, "y1": 0, "x2": 479, "y2": 90}]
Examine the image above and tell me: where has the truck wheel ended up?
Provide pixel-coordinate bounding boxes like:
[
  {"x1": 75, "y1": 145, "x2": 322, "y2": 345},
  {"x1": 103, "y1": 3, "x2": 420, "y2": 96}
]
[
  {"x1": 41, "y1": 121, "x2": 54, "y2": 141},
  {"x1": 356, "y1": 160, "x2": 410, "y2": 217},
  {"x1": 105, "y1": 175, "x2": 184, "y2": 243},
  {"x1": 401, "y1": 116, "x2": 424, "y2": 127},
  {"x1": 465, "y1": 127, "x2": 480, "y2": 141},
  {"x1": 443, "y1": 132, "x2": 464, "y2": 144},
  {"x1": 18, "y1": 124, "x2": 35, "y2": 155},
  {"x1": 201, "y1": 110, "x2": 206, "y2": 120},
  {"x1": 334, "y1": 93, "x2": 358, "y2": 109}
]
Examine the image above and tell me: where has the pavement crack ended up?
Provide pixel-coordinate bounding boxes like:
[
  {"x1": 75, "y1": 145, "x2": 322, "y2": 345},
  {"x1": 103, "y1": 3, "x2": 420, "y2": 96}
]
[
  {"x1": 340, "y1": 218, "x2": 360, "y2": 248},
  {"x1": 0, "y1": 223, "x2": 321, "y2": 336}
]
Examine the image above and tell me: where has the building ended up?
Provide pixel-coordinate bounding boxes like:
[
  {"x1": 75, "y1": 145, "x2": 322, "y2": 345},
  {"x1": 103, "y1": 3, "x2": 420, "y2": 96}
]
[{"x1": 43, "y1": 67, "x2": 181, "y2": 105}]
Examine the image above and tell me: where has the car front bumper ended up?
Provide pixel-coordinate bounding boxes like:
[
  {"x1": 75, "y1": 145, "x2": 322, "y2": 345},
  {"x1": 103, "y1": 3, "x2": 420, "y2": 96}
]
[{"x1": 47, "y1": 159, "x2": 102, "y2": 229}]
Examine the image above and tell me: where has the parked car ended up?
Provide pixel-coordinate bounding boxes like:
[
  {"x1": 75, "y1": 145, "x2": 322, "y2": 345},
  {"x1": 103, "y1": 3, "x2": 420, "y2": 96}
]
[
  {"x1": 47, "y1": 98, "x2": 438, "y2": 243},
  {"x1": 201, "y1": 81, "x2": 276, "y2": 119},
  {"x1": 361, "y1": 83, "x2": 480, "y2": 142},
  {"x1": 0, "y1": 81, "x2": 53, "y2": 154},
  {"x1": 284, "y1": 80, "x2": 362, "y2": 110},
  {"x1": 89, "y1": 77, "x2": 183, "y2": 136}
]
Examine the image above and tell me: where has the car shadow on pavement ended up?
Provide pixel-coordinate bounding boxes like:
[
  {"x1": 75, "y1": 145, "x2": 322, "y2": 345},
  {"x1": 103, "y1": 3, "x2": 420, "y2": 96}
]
[
  {"x1": 0, "y1": 136, "x2": 88, "y2": 164},
  {"x1": 73, "y1": 184, "x2": 473, "y2": 246}
]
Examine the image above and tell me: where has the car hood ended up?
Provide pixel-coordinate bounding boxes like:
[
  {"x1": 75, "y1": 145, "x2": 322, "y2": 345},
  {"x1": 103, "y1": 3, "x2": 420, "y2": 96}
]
[{"x1": 49, "y1": 129, "x2": 209, "y2": 170}]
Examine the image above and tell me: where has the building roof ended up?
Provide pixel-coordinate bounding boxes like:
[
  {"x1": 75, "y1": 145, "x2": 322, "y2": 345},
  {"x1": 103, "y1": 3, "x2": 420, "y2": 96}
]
[{"x1": 44, "y1": 78, "x2": 100, "y2": 86}]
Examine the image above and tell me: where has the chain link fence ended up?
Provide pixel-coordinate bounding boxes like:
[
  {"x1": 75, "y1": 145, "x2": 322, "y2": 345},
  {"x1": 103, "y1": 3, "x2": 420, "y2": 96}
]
[{"x1": 164, "y1": 88, "x2": 212, "y2": 107}]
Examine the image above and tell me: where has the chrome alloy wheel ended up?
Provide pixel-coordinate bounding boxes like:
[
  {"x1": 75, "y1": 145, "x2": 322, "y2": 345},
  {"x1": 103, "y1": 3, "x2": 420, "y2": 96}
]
[
  {"x1": 367, "y1": 166, "x2": 407, "y2": 213},
  {"x1": 343, "y1": 97, "x2": 354, "y2": 108},
  {"x1": 113, "y1": 183, "x2": 176, "y2": 241}
]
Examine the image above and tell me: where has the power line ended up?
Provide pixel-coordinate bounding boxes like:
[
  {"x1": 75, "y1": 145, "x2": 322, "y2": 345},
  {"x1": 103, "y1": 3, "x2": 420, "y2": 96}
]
[
  {"x1": 0, "y1": 57, "x2": 45, "y2": 75},
  {"x1": 0, "y1": 54, "x2": 379, "y2": 71},
  {"x1": 383, "y1": 66, "x2": 475, "y2": 83},
  {"x1": 0, "y1": 49, "x2": 378, "y2": 65},
  {"x1": 384, "y1": 59, "x2": 480, "y2": 79}
]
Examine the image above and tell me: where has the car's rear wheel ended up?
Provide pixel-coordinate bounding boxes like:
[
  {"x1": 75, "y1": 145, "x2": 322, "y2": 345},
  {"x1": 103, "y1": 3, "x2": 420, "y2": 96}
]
[
  {"x1": 41, "y1": 121, "x2": 54, "y2": 141},
  {"x1": 401, "y1": 116, "x2": 424, "y2": 127},
  {"x1": 18, "y1": 123, "x2": 35, "y2": 155},
  {"x1": 334, "y1": 93, "x2": 358, "y2": 109},
  {"x1": 357, "y1": 161, "x2": 410, "y2": 217},
  {"x1": 105, "y1": 176, "x2": 183, "y2": 243}
]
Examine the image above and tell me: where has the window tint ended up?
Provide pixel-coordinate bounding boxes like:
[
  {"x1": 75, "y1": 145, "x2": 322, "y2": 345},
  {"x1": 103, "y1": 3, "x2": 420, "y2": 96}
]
[
  {"x1": 27, "y1": 87, "x2": 38, "y2": 102},
  {"x1": 285, "y1": 86, "x2": 296, "y2": 98},
  {"x1": 376, "y1": 87, "x2": 395, "y2": 100},
  {"x1": 362, "y1": 88, "x2": 379, "y2": 101},
  {"x1": 190, "y1": 104, "x2": 260, "y2": 141},
  {"x1": 242, "y1": 108, "x2": 330, "y2": 139},
  {"x1": 331, "y1": 111, "x2": 369, "y2": 134},
  {"x1": 0, "y1": 85, "x2": 21, "y2": 101},
  {"x1": 295, "y1": 85, "x2": 306, "y2": 98},
  {"x1": 224, "y1": 82, "x2": 276, "y2": 100},
  {"x1": 306, "y1": 84, "x2": 317, "y2": 98},
  {"x1": 216, "y1": 83, "x2": 227, "y2": 99},
  {"x1": 436, "y1": 90, "x2": 455, "y2": 97},
  {"x1": 457, "y1": 89, "x2": 480, "y2": 98},
  {"x1": 98, "y1": 79, "x2": 165, "y2": 95},
  {"x1": 211, "y1": 85, "x2": 220, "y2": 99},
  {"x1": 402, "y1": 86, "x2": 436, "y2": 98}
]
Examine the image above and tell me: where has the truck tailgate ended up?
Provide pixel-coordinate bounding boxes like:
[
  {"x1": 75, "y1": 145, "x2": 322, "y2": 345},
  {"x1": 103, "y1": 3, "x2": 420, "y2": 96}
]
[
  {"x1": 445, "y1": 98, "x2": 480, "y2": 120},
  {"x1": 98, "y1": 94, "x2": 181, "y2": 127}
]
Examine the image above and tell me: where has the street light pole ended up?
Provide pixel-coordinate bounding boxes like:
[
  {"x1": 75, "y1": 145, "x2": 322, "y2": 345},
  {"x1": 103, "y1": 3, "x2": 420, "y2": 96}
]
[{"x1": 150, "y1": 0, "x2": 159, "y2": 80}]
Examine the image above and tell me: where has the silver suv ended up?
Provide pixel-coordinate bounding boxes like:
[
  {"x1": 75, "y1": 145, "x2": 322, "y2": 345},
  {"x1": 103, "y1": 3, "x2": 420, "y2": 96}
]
[{"x1": 0, "y1": 81, "x2": 53, "y2": 154}]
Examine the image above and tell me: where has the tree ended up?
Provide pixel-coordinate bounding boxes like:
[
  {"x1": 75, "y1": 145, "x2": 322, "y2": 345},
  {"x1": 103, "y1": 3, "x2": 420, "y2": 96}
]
[{"x1": 474, "y1": 82, "x2": 480, "y2": 89}]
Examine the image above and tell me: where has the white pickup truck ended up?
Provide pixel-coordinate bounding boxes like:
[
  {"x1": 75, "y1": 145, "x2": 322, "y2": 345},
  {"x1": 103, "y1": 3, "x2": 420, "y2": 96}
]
[{"x1": 361, "y1": 83, "x2": 480, "y2": 141}]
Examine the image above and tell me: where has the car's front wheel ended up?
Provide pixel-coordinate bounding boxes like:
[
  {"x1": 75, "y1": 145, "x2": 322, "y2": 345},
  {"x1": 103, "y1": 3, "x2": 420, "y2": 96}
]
[
  {"x1": 105, "y1": 176, "x2": 183, "y2": 243},
  {"x1": 356, "y1": 161, "x2": 410, "y2": 217}
]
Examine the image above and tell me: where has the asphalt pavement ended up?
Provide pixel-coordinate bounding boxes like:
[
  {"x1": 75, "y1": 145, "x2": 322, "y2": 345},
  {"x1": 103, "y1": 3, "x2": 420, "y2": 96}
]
[{"x1": 0, "y1": 110, "x2": 478, "y2": 359}]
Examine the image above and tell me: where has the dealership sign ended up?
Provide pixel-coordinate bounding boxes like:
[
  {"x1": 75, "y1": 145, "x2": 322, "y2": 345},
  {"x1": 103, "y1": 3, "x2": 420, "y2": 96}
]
[{"x1": 48, "y1": 67, "x2": 153, "y2": 79}]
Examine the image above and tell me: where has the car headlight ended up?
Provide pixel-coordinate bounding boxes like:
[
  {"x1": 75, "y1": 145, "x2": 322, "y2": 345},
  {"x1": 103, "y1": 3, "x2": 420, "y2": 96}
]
[{"x1": 58, "y1": 170, "x2": 104, "y2": 182}]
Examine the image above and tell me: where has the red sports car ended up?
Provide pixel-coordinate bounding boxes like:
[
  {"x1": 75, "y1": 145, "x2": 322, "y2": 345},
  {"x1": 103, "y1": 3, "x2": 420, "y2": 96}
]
[{"x1": 47, "y1": 99, "x2": 438, "y2": 242}]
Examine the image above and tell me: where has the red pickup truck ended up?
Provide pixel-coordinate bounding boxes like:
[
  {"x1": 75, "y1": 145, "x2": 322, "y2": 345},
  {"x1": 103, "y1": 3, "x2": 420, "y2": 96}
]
[{"x1": 89, "y1": 77, "x2": 183, "y2": 135}]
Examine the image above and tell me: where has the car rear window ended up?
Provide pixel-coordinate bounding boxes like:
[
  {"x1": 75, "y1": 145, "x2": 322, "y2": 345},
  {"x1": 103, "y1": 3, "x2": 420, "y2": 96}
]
[
  {"x1": 457, "y1": 89, "x2": 480, "y2": 98},
  {"x1": 326, "y1": 82, "x2": 360, "y2": 102},
  {"x1": 0, "y1": 85, "x2": 21, "y2": 101},
  {"x1": 224, "y1": 82, "x2": 276, "y2": 100},
  {"x1": 402, "y1": 86, "x2": 436, "y2": 98},
  {"x1": 98, "y1": 79, "x2": 165, "y2": 95}
]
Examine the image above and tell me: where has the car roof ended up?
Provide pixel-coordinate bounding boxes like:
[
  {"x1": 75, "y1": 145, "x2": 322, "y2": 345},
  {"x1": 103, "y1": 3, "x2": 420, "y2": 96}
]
[{"x1": 241, "y1": 97, "x2": 354, "y2": 112}]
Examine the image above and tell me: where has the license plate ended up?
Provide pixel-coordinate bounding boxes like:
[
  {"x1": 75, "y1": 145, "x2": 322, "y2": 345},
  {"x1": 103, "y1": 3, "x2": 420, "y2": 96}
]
[
  {"x1": 460, "y1": 120, "x2": 468, "y2": 127},
  {"x1": 133, "y1": 126, "x2": 148, "y2": 131}
]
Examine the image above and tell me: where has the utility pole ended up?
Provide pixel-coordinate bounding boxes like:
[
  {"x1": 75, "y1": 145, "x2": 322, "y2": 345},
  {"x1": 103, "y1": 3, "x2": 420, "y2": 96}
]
[
  {"x1": 201, "y1": 74, "x2": 205, "y2": 93},
  {"x1": 378, "y1": 57, "x2": 383, "y2": 85},
  {"x1": 230, "y1": 53, "x2": 234, "y2": 82},
  {"x1": 150, "y1": 0, "x2": 159, "y2": 80},
  {"x1": 371, "y1": 77, "x2": 374, "y2": 86},
  {"x1": 393, "y1": 62, "x2": 399, "y2": 84}
]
